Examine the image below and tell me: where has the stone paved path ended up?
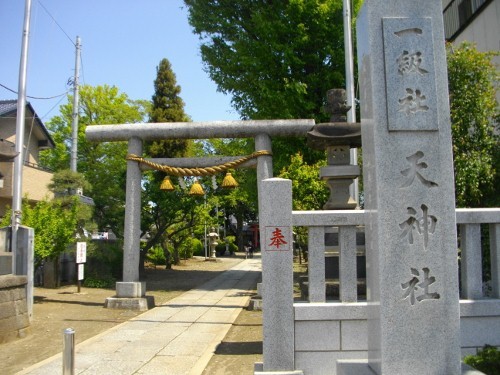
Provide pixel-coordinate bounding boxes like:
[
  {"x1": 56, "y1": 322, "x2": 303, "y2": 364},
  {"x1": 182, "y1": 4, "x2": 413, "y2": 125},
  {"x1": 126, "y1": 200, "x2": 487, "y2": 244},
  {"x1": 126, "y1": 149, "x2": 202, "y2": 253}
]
[{"x1": 17, "y1": 257, "x2": 262, "y2": 375}]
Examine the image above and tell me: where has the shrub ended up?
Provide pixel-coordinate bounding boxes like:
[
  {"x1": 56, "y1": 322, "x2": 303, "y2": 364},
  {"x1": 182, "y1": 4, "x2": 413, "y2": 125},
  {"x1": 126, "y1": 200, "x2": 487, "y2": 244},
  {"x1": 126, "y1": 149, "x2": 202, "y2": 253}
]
[
  {"x1": 147, "y1": 245, "x2": 166, "y2": 267},
  {"x1": 190, "y1": 238, "x2": 204, "y2": 256},
  {"x1": 86, "y1": 241, "x2": 123, "y2": 280},
  {"x1": 216, "y1": 236, "x2": 238, "y2": 255},
  {"x1": 464, "y1": 345, "x2": 500, "y2": 375},
  {"x1": 179, "y1": 237, "x2": 203, "y2": 259},
  {"x1": 83, "y1": 275, "x2": 116, "y2": 289}
]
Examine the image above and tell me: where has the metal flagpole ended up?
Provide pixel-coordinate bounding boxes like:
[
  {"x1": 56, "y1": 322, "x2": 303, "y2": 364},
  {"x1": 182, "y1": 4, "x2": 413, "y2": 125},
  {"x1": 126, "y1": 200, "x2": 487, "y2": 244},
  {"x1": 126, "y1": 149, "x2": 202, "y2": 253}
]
[
  {"x1": 343, "y1": 0, "x2": 359, "y2": 206},
  {"x1": 12, "y1": 0, "x2": 33, "y2": 271},
  {"x1": 70, "y1": 36, "x2": 81, "y2": 173}
]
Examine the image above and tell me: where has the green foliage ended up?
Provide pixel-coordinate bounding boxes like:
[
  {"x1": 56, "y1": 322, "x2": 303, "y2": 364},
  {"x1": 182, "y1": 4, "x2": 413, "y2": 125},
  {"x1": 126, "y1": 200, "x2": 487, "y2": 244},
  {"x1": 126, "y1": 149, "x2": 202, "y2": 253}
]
[
  {"x1": 179, "y1": 237, "x2": 203, "y2": 259},
  {"x1": 184, "y1": 0, "x2": 362, "y2": 171},
  {"x1": 48, "y1": 169, "x2": 92, "y2": 195},
  {"x1": 147, "y1": 245, "x2": 167, "y2": 266},
  {"x1": 83, "y1": 275, "x2": 116, "y2": 289},
  {"x1": 216, "y1": 238, "x2": 238, "y2": 255},
  {"x1": 464, "y1": 345, "x2": 500, "y2": 375},
  {"x1": 197, "y1": 139, "x2": 260, "y2": 250},
  {"x1": 150, "y1": 58, "x2": 190, "y2": 124},
  {"x1": 216, "y1": 235, "x2": 238, "y2": 254},
  {"x1": 279, "y1": 153, "x2": 328, "y2": 210},
  {"x1": 85, "y1": 240, "x2": 123, "y2": 281},
  {"x1": 148, "y1": 58, "x2": 192, "y2": 158},
  {"x1": 27, "y1": 198, "x2": 78, "y2": 263},
  {"x1": 184, "y1": 0, "x2": 362, "y2": 122},
  {"x1": 192, "y1": 237, "x2": 204, "y2": 256},
  {"x1": 141, "y1": 172, "x2": 203, "y2": 267},
  {"x1": 139, "y1": 58, "x2": 201, "y2": 269},
  {"x1": 447, "y1": 42, "x2": 499, "y2": 207},
  {"x1": 40, "y1": 85, "x2": 148, "y2": 236},
  {"x1": 48, "y1": 169, "x2": 96, "y2": 235},
  {"x1": 1, "y1": 198, "x2": 79, "y2": 268}
]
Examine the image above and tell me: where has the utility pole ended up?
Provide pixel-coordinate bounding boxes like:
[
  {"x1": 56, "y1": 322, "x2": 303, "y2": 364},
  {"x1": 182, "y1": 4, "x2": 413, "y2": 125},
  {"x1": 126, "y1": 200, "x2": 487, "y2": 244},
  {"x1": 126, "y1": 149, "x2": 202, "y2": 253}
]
[
  {"x1": 343, "y1": 0, "x2": 359, "y2": 205},
  {"x1": 70, "y1": 36, "x2": 81, "y2": 173},
  {"x1": 12, "y1": 0, "x2": 33, "y2": 269}
]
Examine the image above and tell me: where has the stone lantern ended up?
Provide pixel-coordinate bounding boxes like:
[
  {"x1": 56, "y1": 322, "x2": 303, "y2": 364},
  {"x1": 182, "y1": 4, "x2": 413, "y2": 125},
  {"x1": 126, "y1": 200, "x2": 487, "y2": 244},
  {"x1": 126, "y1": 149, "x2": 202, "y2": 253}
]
[
  {"x1": 307, "y1": 89, "x2": 361, "y2": 209},
  {"x1": 207, "y1": 227, "x2": 219, "y2": 259}
]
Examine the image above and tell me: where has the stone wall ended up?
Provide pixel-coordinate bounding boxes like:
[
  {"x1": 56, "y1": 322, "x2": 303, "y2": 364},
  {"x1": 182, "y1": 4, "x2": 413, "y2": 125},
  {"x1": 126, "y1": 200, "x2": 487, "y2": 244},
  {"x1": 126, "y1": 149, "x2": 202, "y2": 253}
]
[
  {"x1": 293, "y1": 300, "x2": 500, "y2": 375},
  {"x1": 0, "y1": 275, "x2": 30, "y2": 343}
]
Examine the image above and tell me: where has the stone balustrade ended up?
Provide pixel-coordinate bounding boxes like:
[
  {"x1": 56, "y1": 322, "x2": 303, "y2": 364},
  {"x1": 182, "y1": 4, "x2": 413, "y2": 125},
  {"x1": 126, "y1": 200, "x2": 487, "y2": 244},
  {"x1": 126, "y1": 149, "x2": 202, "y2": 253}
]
[
  {"x1": 260, "y1": 177, "x2": 500, "y2": 374},
  {"x1": 293, "y1": 208, "x2": 500, "y2": 303},
  {"x1": 288, "y1": 207, "x2": 500, "y2": 374}
]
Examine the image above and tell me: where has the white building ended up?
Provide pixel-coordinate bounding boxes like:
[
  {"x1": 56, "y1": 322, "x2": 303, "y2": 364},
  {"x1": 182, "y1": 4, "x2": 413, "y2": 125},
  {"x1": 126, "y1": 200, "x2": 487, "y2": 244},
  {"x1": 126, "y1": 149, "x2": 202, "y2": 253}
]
[{"x1": 443, "y1": 0, "x2": 499, "y2": 51}]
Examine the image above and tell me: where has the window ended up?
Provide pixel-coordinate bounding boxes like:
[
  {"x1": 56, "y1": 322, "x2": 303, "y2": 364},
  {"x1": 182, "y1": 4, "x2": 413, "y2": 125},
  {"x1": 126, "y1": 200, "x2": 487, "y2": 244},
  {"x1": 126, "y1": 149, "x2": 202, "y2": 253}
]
[{"x1": 443, "y1": 0, "x2": 491, "y2": 40}]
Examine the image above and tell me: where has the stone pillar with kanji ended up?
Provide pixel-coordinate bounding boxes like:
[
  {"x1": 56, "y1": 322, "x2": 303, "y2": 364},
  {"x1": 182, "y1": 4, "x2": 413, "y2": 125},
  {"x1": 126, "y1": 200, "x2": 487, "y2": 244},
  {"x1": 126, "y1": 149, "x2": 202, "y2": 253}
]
[
  {"x1": 256, "y1": 178, "x2": 302, "y2": 375},
  {"x1": 342, "y1": 0, "x2": 463, "y2": 374}
]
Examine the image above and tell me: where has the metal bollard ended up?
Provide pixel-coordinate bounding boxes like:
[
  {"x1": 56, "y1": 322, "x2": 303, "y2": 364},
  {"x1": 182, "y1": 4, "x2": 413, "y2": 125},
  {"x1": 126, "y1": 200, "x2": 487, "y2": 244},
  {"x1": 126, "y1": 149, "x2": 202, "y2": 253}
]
[{"x1": 62, "y1": 328, "x2": 75, "y2": 375}]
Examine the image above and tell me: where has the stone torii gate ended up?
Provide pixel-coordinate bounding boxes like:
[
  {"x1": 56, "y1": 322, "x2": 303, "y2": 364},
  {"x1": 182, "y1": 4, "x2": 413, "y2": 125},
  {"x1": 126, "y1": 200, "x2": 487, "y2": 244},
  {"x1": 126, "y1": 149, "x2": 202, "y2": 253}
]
[{"x1": 85, "y1": 119, "x2": 314, "y2": 309}]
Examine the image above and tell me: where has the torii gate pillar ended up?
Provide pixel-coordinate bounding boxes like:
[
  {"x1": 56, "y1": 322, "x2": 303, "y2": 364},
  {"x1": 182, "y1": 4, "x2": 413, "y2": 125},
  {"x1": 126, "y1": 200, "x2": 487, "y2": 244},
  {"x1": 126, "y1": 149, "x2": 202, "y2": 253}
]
[{"x1": 105, "y1": 137, "x2": 154, "y2": 310}]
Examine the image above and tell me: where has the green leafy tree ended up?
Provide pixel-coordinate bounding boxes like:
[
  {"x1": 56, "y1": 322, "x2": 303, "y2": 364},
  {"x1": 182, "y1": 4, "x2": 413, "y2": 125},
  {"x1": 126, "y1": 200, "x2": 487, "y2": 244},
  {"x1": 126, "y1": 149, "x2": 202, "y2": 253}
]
[
  {"x1": 48, "y1": 169, "x2": 91, "y2": 196},
  {"x1": 279, "y1": 153, "x2": 329, "y2": 253},
  {"x1": 47, "y1": 169, "x2": 96, "y2": 235},
  {"x1": 184, "y1": 0, "x2": 362, "y2": 122},
  {"x1": 447, "y1": 42, "x2": 499, "y2": 207},
  {"x1": 40, "y1": 85, "x2": 149, "y2": 235},
  {"x1": 184, "y1": 0, "x2": 362, "y2": 170},
  {"x1": 140, "y1": 58, "x2": 200, "y2": 270},
  {"x1": 1, "y1": 198, "x2": 78, "y2": 270},
  {"x1": 140, "y1": 180, "x2": 202, "y2": 269},
  {"x1": 279, "y1": 153, "x2": 328, "y2": 210},
  {"x1": 196, "y1": 138, "x2": 259, "y2": 251}
]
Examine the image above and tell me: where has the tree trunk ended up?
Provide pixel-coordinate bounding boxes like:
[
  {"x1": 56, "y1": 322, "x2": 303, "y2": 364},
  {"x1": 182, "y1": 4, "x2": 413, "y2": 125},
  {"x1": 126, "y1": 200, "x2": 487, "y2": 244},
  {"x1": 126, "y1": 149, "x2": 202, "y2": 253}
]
[
  {"x1": 139, "y1": 249, "x2": 146, "y2": 280},
  {"x1": 162, "y1": 244, "x2": 172, "y2": 269}
]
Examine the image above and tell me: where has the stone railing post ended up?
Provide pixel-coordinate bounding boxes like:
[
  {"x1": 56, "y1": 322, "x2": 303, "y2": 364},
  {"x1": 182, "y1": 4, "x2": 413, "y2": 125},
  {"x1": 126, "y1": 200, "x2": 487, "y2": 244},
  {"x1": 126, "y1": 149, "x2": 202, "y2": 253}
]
[
  {"x1": 308, "y1": 226, "x2": 326, "y2": 303},
  {"x1": 491, "y1": 223, "x2": 500, "y2": 298},
  {"x1": 259, "y1": 178, "x2": 296, "y2": 372},
  {"x1": 460, "y1": 223, "x2": 483, "y2": 299},
  {"x1": 339, "y1": 225, "x2": 357, "y2": 302}
]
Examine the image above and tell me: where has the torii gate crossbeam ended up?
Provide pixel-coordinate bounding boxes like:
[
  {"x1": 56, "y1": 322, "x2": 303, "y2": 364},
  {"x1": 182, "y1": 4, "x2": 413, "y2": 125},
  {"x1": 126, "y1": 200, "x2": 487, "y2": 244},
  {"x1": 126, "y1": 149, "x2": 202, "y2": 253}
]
[{"x1": 85, "y1": 119, "x2": 315, "y2": 310}]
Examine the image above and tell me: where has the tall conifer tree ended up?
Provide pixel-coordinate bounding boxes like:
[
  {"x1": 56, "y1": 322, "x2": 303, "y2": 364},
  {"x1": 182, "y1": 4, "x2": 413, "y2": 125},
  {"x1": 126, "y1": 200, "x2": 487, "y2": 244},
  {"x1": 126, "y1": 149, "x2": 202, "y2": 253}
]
[{"x1": 148, "y1": 58, "x2": 190, "y2": 157}]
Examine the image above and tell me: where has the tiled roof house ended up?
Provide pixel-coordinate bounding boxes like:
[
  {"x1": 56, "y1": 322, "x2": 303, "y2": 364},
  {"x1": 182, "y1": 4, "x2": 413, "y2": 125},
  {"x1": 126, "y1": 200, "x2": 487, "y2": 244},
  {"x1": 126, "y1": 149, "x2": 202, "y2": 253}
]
[{"x1": 0, "y1": 100, "x2": 55, "y2": 216}]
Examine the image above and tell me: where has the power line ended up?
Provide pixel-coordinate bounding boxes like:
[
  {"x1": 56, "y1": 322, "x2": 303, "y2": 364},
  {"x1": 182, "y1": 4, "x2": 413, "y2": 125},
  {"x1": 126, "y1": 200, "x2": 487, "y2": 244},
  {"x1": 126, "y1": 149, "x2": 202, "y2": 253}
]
[
  {"x1": 39, "y1": 94, "x2": 68, "y2": 120},
  {"x1": 0, "y1": 83, "x2": 69, "y2": 100},
  {"x1": 37, "y1": 0, "x2": 75, "y2": 46}
]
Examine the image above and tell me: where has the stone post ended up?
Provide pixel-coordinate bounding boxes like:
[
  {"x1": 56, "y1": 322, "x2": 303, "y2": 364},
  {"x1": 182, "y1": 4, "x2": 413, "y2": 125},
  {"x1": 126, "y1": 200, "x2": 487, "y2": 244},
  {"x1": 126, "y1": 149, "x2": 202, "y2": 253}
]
[
  {"x1": 256, "y1": 178, "x2": 302, "y2": 375},
  {"x1": 343, "y1": 0, "x2": 462, "y2": 374}
]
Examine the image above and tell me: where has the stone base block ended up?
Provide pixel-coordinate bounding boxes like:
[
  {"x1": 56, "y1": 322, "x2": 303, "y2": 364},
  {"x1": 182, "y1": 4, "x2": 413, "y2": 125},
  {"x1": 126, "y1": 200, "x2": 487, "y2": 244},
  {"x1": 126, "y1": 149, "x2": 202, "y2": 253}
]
[
  {"x1": 0, "y1": 252, "x2": 12, "y2": 275},
  {"x1": 116, "y1": 281, "x2": 146, "y2": 298},
  {"x1": 336, "y1": 360, "x2": 374, "y2": 375},
  {"x1": 249, "y1": 297, "x2": 262, "y2": 311},
  {"x1": 205, "y1": 258, "x2": 220, "y2": 262},
  {"x1": 254, "y1": 362, "x2": 304, "y2": 375},
  {"x1": 104, "y1": 296, "x2": 155, "y2": 311},
  {"x1": 336, "y1": 360, "x2": 485, "y2": 375}
]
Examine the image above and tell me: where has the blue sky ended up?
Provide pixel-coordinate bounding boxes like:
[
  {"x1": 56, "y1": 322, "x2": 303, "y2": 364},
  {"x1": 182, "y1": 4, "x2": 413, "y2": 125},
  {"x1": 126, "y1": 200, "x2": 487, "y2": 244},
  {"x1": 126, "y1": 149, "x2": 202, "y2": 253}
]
[{"x1": 0, "y1": 0, "x2": 238, "y2": 123}]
